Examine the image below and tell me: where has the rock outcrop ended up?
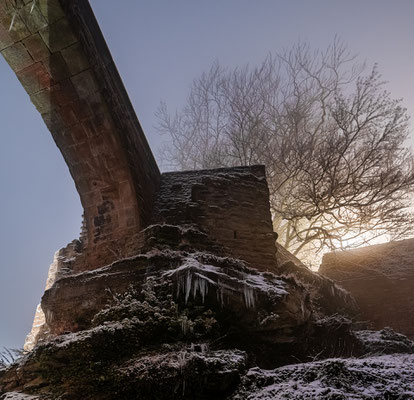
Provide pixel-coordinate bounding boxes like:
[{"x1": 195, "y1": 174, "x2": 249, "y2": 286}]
[
  {"x1": 1, "y1": 244, "x2": 412, "y2": 398},
  {"x1": 3, "y1": 221, "x2": 413, "y2": 399},
  {"x1": 1, "y1": 227, "x2": 412, "y2": 400},
  {"x1": 4, "y1": 163, "x2": 401, "y2": 399}
]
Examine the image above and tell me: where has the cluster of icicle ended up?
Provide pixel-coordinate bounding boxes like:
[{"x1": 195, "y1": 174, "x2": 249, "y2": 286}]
[{"x1": 164, "y1": 257, "x2": 257, "y2": 309}]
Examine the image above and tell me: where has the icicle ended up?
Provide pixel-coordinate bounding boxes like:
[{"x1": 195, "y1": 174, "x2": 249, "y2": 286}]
[
  {"x1": 176, "y1": 273, "x2": 183, "y2": 299},
  {"x1": 185, "y1": 272, "x2": 192, "y2": 303},
  {"x1": 193, "y1": 275, "x2": 208, "y2": 303},
  {"x1": 8, "y1": 11, "x2": 17, "y2": 31},
  {"x1": 30, "y1": 0, "x2": 36, "y2": 14},
  {"x1": 301, "y1": 300, "x2": 305, "y2": 318},
  {"x1": 217, "y1": 286, "x2": 225, "y2": 307},
  {"x1": 181, "y1": 316, "x2": 190, "y2": 336},
  {"x1": 243, "y1": 285, "x2": 256, "y2": 308},
  {"x1": 177, "y1": 269, "x2": 210, "y2": 304}
]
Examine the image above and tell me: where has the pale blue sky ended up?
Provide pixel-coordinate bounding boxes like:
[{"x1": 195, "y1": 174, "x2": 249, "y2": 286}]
[{"x1": 1, "y1": 0, "x2": 413, "y2": 349}]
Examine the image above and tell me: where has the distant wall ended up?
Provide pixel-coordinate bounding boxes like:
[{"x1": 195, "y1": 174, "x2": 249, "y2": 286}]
[
  {"x1": 319, "y1": 239, "x2": 414, "y2": 338},
  {"x1": 154, "y1": 165, "x2": 278, "y2": 272}
]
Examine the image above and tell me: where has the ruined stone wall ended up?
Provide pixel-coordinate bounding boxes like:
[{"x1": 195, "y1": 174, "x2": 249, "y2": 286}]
[
  {"x1": 319, "y1": 239, "x2": 414, "y2": 338},
  {"x1": 154, "y1": 165, "x2": 278, "y2": 272}
]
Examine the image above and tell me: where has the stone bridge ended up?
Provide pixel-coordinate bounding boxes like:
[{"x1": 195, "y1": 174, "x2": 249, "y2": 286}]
[
  {"x1": 0, "y1": 0, "x2": 160, "y2": 268},
  {"x1": 0, "y1": 0, "x2": 278, "y2": 279}
]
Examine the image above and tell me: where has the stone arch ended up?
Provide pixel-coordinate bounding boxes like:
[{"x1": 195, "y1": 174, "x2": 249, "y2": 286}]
[{"x1": 0, "y1": 0, "x2": 160, "y2": 270}]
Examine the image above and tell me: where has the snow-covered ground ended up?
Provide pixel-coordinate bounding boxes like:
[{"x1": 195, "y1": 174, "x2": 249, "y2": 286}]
[
  {"x1": 1, "y1": 393, "x2": 39, "y2": 399},
  {"x1": 232, "y1": 354, "x2": 414, "y2": 399}
]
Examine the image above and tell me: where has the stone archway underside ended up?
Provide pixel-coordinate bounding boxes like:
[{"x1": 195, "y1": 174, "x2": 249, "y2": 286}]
[{"x1": 0, "y1": 0, "x2": 160, "y2": 269}]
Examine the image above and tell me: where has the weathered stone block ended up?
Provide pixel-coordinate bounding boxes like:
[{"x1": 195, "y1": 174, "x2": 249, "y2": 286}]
[
  {"x1": 22, "y1": 33, "x2": 50, "y2": 61},
  {"x1": 85, "y1": 90, "x2": 107, "y2": 115},
  {"x1": 49, "y1": 80, "x2": 77, "y2": 106},
  {"x1": 59, "y1": 103, "x2": 78, "y2": 127},
  {"x1": 43, "y1": 51, "x2": 70, "y2": 81},
  {"x1": 41, "y1": 108, "x2": 65, "y2": 131},
  {"x1": 0, "y1": 22, "x2": 13, "y2": 50},
  {"x1": 61, "y1": 42, "x2": 89, "y2": 75},
  {"x1": 81, "y1": 118, "x2": 99, "y2": 138},
  {"x1": 70, "y1": 99, "x2": 92, "y2": 120},
  {"x1": 37, "y1": 0, "x2": 64, "y2": 24},
  {"x1": 0, "y1": 12, "x2": 30, "y2": 48},
  {"x1": 39, "y1": 17, "x2": 77, "y2": 52},
  {"x1": 52, "y1": 126, "x2": 75, "y2": 147},
  {"x1": 30, "y1": 86, "x2": 54, "y2": 113},
  {"x1": 1, "y1": 41, "x2": 33, "y2": 71},
  {"x1": 19, "y1": 3, "x2": 47, "y2": 33},
  {"x1": 16, "y1": 61, "x2": 52, "y2": 94},
  {"x1": 70, "y1": 123, "x2": 87, "y2": 142},
  {"x1": 71, "y1": 69, "x2": 99, "y2": 99}
]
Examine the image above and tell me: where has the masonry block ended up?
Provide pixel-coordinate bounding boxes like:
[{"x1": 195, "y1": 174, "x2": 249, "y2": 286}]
[
  {"x1": 71, "y1": 69, "x2": 99, "y2": 99},
  {"x1": 41, "y1": 108, "x2": 66, "y2": 132},
  {"x1": 30, "y1": 86, "x2": 56, "y2": 113},
  {"x1": 43, "y1": 51, "x2": 70, "y2": 81},
  {"x1": 16, "y1": 61, "x2": 52, "y2": 94},
  {"x1": 20, "y1": 2, "x2": 48, "y2": 33},
  {"x1": 70, "y1": 99, "x2": 92, "y2": 120},
  {"x1": 37, "y1": 0, "x2": 65, "y2": 24},
  {"x1": 23, "y1": 33, "x2": 50, "y2": 61},
  {"x1": 59, "y1": 103, "x2": 78, "y2": 126},
  {"x1": 1, "y1": 41, "x2": 33, "y2": 71},
  {"x1": 49, "y1": 80, "x2": 78, "y2": 106},
  {"x1": 0, "y1": 12, "x2": 30, "y2": 46},
  {"x1": 39, "y1": 17, "x2": 77, "y2": 52},
  {"x1": 0, "y1": 22, "x2": 13, "y2": 50},
  {"x1": 61, "y1": 42, "x2": 89, "y2": 75}
]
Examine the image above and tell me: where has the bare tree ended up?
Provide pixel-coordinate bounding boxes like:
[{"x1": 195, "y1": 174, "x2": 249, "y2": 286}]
[{"x1": 156, "y1": 39, "x2": 414, "y2": 263}]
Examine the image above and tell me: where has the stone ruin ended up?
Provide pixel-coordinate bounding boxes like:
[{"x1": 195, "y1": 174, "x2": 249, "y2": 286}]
[
  {"x1": 1, "y1": 1, "x2": 414, "y2": 399},
  {"x1": 1, "y1": 0, "x2": 280, "y2": 352},
  {"x1": 320, "y1": 239, "x2": 414, "y2": 339}
]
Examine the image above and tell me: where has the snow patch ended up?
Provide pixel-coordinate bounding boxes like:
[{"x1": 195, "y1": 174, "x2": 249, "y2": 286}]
[
  {"x1": 232, "y1": 354, "x2": 414, "y2": 399},
  {"x1": 1, "y1": 393, "x2": 39, "y2": 400}
]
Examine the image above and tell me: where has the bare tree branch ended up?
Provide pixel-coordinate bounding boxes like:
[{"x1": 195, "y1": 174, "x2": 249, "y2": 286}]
[{"x1": 156, "y1": 40, "x2": 414, "y2": 264}]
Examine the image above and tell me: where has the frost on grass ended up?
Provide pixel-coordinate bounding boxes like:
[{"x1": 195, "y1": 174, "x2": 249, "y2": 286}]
[{"x1": 231, "y1": 354, "x2": 414, "y2": 400}]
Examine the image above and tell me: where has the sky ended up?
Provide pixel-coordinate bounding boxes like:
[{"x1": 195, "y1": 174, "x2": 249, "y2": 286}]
[{"x1": 1, "y1": 0, "x2": 414, "y2": 349}]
